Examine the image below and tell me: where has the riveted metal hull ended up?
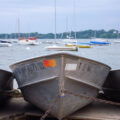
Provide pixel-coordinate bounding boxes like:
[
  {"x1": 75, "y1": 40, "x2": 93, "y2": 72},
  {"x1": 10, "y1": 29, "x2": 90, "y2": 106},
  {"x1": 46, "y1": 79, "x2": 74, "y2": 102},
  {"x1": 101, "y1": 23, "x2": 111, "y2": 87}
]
[{"x1": 10, "y1": 53, "x2": 110, "y2": 119}]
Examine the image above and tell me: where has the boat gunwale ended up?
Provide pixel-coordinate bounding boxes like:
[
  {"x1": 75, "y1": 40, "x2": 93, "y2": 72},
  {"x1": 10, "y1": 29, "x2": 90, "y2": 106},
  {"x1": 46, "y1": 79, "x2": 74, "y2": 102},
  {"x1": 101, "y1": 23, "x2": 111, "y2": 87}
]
[{"x1": 9, "y1": 52, "x2": 111, "y2": 70}]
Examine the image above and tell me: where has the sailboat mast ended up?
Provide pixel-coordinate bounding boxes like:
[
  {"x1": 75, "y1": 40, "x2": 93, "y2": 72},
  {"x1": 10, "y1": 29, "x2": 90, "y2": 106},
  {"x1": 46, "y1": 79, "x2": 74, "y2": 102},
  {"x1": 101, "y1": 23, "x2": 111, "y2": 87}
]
[
  {"x1": 94, "y1": 30, "x2": 96, "y2": 38},
  {"x1": 66, "y1": 17, "x2": 69, "y2": 38},
  {"x1": 18, "y1": 17, "x2": 20, "y2": 40},
  {"x1": 54, "y1": 0, "x2": 56, "y2": 40},
  {"x1": 73, "y1": 0, "x2": 76, "y2": 39},
  {"x1": 117, "y1": 30, "x2": 119, "y2": 39}
]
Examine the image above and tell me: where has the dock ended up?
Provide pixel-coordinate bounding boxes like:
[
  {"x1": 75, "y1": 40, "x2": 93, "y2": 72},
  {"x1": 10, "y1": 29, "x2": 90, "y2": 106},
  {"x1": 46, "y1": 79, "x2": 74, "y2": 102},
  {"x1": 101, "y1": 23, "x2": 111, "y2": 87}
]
[{"x1": 0, "y1": 98, "x2": 120, "y2": 120}]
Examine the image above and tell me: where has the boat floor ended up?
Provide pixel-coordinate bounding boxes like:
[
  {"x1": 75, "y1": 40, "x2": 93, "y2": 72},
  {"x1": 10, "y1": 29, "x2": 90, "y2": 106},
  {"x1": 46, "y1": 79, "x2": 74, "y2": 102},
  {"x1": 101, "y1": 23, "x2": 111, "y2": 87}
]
[{"x1": 0, "y1": 98, "x2": 120, "y2": 120}]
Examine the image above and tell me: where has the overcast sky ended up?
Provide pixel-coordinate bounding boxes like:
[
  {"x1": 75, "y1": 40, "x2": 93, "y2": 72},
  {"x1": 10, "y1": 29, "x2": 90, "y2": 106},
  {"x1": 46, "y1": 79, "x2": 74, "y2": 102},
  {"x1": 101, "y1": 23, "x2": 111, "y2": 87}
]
[{"x1": 0, "y1": 0, "x2": 120, "y2": 33}]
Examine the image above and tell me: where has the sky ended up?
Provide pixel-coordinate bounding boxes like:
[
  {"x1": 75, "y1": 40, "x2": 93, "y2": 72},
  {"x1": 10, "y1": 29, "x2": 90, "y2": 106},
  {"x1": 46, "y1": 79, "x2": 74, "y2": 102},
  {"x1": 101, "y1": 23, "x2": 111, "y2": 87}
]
[{"x1": 0, "y1": 0, "x2": 120, "y2": 33}]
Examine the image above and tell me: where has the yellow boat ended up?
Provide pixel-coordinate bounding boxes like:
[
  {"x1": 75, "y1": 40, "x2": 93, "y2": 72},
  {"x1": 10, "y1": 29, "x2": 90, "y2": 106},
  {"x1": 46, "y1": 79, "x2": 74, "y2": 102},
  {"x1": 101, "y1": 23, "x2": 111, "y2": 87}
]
[
  {"x1": 77, "y1": 45, "x2": 92, "y2": 48},
  {"x1": 66, "y1": 44, "x2": 92, "y2": 48},
  {"x1": 66, "y1": 44, "x2": 76, "y2": 47}
]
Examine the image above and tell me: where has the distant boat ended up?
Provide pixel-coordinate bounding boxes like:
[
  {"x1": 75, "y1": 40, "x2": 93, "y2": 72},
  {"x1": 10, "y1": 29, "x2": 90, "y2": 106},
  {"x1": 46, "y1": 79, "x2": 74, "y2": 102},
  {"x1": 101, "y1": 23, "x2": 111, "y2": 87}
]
[
  {"x1": 63, "y1": 39, "x2": 77, "y2": 43},
  {"x1": 17, "y1": 18, "x2": 39, "y2": 46},
  {"x1": 0, "y1": 40, "x2": 12, "y2": 47},
  {"x1": 77, "y1": 42, "x2": 92, "y2": 48},
  {"x1": 90, "y1": 41, "x2": 110, "y2": 45},
  {"x1": 45, "y1": 45, "x2": 78, "y2": 51},
  {"x1": 90, "y1": 38, "x2": 110, "y2": 45},
  {"x1": 42, "y1": 41, "x2": 54, "y2": 44},
  {"x1": 44, "y1": 0, "x2": 77, "y2": 52},
  {"x1": 62, "y1": 17, "x2": 76, "y2": 43},
  {"x1": 65, "y1": 43, "x2": 76, "y2": 47},
  {"x1": 10, "y1": 52, "x2": 111, "y2": 119},
  {"x1": 66, "y1": 42, "x2": 92, "y2": 48},
  {"x1": 77, "y1": 42, "x2": 91, "y2": 45},
  {"x1": 90, "y1": 31, "x2": 110, "y2": 45},
  {"x1": 77, "y1": 45, "x2": 92, "y2": 48},
  {"x1": 113, "y1": 39, "x2": 120, "y2": 43},
  {"x1": 91, "y1": 38, "x2": 108, "y2": 42},
  {"x1": 103, "y1": 70, "x2": 120, "y2": 101},
  {"x1": 18, "y1": 36, "x2": 39, "y2": 45}
]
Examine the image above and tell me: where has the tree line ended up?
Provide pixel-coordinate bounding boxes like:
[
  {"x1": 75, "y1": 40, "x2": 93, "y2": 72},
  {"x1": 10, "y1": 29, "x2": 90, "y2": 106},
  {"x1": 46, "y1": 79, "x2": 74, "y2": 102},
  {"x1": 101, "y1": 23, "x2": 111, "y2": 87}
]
[{"x1": 0, "y1": 29, "x2": 119, "y2": 39}]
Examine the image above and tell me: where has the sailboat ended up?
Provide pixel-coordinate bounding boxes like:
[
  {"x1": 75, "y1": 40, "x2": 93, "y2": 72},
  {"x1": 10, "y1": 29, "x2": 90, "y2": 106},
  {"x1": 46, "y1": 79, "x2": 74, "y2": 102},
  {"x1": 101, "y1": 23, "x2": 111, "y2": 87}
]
[
  {"x1": 0, "y1": 39, "x2": 12, "y2": 47},
  {"x1": 45, "y1": 0, "x2": 78, "y2": 51},
  {"x1": 45, "y1": 45, "x2": 78, "y2": 51},
  {"x1": 0, "y1": 35, "x2": 12, "y2": 47},
  {"x1": 90, "y1": 31, "x2": 110, "y2": 45},
  {"x1": 114, "y1": 30, "x2": 120, "y2": 43},
  {"x1": 18, "y1": 36, "x2": 39, "y2": 45},
  {"x1": 18, "y1": 18, "x2": 39, "y2": 45},
  {"x1": 65, "y1": 1, "x2": 92, "y2": 49},
  {"x1": 66, "y1": 42, "x2": 92, "y2": 48},
  {"x1": 62, "y1": 17, "x2": 76, "y2": 43}
]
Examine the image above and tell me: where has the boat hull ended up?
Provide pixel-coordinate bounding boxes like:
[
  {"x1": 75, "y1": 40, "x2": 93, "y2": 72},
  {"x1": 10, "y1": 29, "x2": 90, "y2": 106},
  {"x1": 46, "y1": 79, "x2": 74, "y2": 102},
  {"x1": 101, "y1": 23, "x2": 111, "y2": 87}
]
[
  {"x1": 46, "y1": 46, "x2": 78, "y2": 51},
  {"x1": 10, "y1": 53, "x2": 110, "y2": 119},
  {"x1": 66, "y1": 44, "x2": 92, "y2": 48},
  {"x1": 0, "y1": 70, "x2": 13, "y2": 105},
  {"x1": 90, "y1": 41, "x2": 110, "y2": 45},
  {"x1": 103, "y1": 70, "x2": 120, "y2": 101},
  {"x1": 18, "y1": 40, "x2": 39, "y2": 45},
  {"x1": 77, "y1": 45, "x2": 92, "y2": 48}
]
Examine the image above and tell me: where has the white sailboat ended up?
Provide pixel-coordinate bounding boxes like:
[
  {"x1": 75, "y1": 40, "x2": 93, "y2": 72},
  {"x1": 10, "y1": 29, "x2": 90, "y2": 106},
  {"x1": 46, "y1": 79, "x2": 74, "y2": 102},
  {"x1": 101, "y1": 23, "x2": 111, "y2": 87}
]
[
  {"x1": 114, "y1": 30, "x2": 120, "y2": 43},
  {"x1": 0, "y1": 39, "x2": 12, "y2": 47},
  {"x1": 46, "y1": 0, "x2": 78, "y2": 51},
  {"x1": 18, "y1": 18, "x2": 39, "y2": 45},
  {"x1": 90, "y1": 31, "x2": 110, "y2": 45},
  {"x1": 63, "y1": 17, "x2": 77, "y2": 43},
  {"x1": 45, "y1": 45, "x2": 78, "y2": 51},
  {"x1": 18, "y1": 36, "x2": 39, "y2": 45},
  {"x1": 114, "y1": 40, "x2": 120, "y2": 43},
  {"x1": 0, "y1": 35, "x2": 12, "y2": 47}
]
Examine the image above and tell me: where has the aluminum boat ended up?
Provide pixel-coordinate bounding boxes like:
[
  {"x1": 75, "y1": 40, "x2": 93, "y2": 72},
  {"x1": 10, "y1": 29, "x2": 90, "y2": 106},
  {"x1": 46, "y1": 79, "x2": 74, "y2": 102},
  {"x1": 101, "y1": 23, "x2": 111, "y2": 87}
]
[{"x1": 10, "y1": 53, "x2": 110, "y2": 119}]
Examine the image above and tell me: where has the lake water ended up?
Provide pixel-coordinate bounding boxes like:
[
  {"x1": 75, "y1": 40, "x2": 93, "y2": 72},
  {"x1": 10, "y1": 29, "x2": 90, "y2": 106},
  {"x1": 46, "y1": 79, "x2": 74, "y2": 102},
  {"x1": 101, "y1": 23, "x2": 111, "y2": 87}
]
[{"x1": 0, "y1": 39, "x2": 120, "y2": 88}]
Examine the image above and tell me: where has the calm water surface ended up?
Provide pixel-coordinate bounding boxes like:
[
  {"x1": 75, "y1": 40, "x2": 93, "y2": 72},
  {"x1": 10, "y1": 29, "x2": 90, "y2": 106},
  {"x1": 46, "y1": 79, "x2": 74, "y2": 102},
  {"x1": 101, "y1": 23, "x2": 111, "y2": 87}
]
[{"x1": 0, "y1": 39, "x2": 120, "y2": 87}]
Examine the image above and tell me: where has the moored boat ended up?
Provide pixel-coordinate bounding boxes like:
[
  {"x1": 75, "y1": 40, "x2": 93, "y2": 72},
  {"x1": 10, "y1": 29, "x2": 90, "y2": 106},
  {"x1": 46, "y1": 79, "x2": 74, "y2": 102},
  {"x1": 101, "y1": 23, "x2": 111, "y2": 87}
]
[
  {"x1": 90, "y1": 38, "x2": 110, "y2": 45},
  {"x1": 45, "y1": 45, "x2": 78, "y2": 51},
  {"x1": 77, "y1": 43, "x2": 92, "y2": 48},
  {"x1": 90, "y1": 41, "x2": 110, "y2": 45},
  {"x1": 77, "y1": 45, "x2": 92, "y2": 48},
  {"x1": 113, "y1": 40, "x2": 120, "y2": 43},
  {"x1": 10, "y1": 53, "x2": 110, "y2": 119},
  {"x1": 18, "y1": 37, "x2": 39, "y2": 45},
  {"x1": 63, "y1": 39, "x2": 77, "y2": 43},
  {"x1": 66, "y1": 43, "x2": 76, "y2": 47},
  {"x1": 17, "y1": 17, "x2": 39, "y2": 46},
  {"x1": 0, "y1": 69, "x2": 13, "y2": 105},
  {"x1": 0, "y1": 40, "x2": 12, "y2": 47},
  {"x1": 66, "y1": 43, "x2": 92, "y2": 48},
  {"x1": 103, "y1": 70, "x2": 120, "y2": 101}
]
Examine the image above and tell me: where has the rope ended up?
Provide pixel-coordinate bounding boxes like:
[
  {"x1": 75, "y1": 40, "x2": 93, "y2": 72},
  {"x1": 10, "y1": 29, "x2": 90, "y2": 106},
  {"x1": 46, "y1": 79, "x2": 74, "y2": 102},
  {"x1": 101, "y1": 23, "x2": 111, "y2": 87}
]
[
  {"x1": 63, "y1": 89, "x2": 120, "y2": 106},
  {"x1": 40, "y1": 94, "x2": 60, "y2": 120}
]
